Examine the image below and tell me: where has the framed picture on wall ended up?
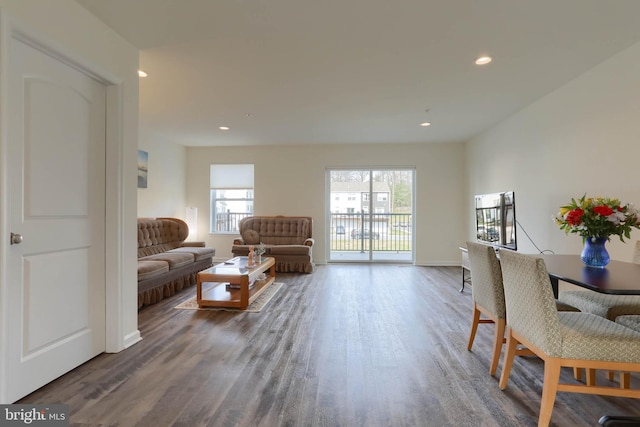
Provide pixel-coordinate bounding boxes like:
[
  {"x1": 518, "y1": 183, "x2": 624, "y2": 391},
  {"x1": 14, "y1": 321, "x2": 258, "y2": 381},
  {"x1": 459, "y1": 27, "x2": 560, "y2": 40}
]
[{"x1": 138, "y1": 150, "x2": 148, "y2": 188}]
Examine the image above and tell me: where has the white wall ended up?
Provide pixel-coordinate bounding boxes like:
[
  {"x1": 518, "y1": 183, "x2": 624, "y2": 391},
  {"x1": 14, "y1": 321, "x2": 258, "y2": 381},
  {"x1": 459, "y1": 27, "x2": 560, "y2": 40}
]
[
  {"x1": 467, "y1": 39, "x2": 640, "y2": 262},
  {"x1": 137, "y1": 133, "x2": 187, "y2": 218},
  {"x1": 186, "y1": 142, "x2": 467, "y2": 266},
  {"x1": 0, "y1": 0, "x2": 139, "y2": 350}
]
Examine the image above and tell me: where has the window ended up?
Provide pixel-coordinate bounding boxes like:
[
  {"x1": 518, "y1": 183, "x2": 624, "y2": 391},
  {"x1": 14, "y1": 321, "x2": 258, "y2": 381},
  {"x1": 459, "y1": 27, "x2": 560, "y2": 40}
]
[
  {"x1": 377, "y1": 193, "x2": 388, "y2": 202},
  {"x1": 362, "y1": 193, "x2": 370, "y2": 201},
  {"x1": 210, "y1": 164, "x2": 254, "y2": 233}
]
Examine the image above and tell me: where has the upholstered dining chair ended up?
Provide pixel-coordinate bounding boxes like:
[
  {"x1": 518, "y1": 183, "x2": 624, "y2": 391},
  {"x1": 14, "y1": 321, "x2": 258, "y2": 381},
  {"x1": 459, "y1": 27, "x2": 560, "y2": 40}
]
[
  {"x1": 498, "y1": 250, "x2": 640, "y2": 427},
  {"x1": 558, "y1": 240, "x2": 640, "y2": 321},
  {"x1": 465, "y1": 242, "x2": 578, "y2": 377},
  {"x1": 557, "y1": 241, "x2": 640, "y2": 384},
  {"x1": 615, "y1": 315, "x2": 640, "y2": 388},
  {"x1": 465, "y1": 241, "x2": 508, "y2": 376},
  {"x1": 617, "y1": 315, "x2": 640, "y2": 332},
  {"x1": 615, "y1": 315, "x2": 640, "y2": 383},
  {"x1": 616, "y1": 314, "x2": 640, "y2": 384}
]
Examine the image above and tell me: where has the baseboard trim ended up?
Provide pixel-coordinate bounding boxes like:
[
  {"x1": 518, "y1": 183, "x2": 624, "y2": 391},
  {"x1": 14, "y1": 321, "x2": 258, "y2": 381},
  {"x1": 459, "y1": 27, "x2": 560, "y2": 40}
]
[{"x1": 122, "y1": 330, "x2": 142, "y2": 350}]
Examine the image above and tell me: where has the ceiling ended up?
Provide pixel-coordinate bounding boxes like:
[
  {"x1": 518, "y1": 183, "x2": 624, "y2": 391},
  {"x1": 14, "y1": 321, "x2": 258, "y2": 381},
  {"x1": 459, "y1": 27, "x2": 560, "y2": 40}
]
[{"x1": 76, "y1": 0, "x2": 640, "y2": 147}]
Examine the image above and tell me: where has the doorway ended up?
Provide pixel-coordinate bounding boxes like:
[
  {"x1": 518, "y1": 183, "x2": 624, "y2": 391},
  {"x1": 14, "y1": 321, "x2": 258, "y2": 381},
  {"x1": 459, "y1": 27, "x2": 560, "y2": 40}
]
[{"x1": 327, "y1": 168, "x2": 414, "y2": 263}]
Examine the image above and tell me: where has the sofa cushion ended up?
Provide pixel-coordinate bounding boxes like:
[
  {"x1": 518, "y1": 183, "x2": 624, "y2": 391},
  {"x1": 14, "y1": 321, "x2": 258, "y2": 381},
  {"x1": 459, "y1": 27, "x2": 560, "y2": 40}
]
[
  {"x1": 242, "y1": 229, "x2": 261, "y2": 245},
  {"x1": 231, "y1": 245, "x2": 252, "y2": 256},
  {"x1": 138, "y1": 260, "x2": 169, "y2": 281},
  {"x1": 169, "y1": 247, "x2": 216, "y2": 262},
  {"x1": 140, "y1": 252, "x2": 194, "y2": 269},
  {"x1": 269, "y1": 245, "x2": 311, "y2": 255}
]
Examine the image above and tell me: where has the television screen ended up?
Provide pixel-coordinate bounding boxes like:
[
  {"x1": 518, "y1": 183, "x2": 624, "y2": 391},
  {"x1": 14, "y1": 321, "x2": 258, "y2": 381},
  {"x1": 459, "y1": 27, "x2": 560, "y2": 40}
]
[{"x1": 475, "y1": 191, "x2": 517, "y2": 250}]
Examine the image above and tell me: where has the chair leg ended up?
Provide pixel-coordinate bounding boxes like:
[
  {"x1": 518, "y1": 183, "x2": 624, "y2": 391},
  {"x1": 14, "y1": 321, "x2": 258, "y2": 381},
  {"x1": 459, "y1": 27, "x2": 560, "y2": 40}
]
[
  {"x1": 467, "y1": 304, "x2": 481, "y2": 351},
  {"x1": 607, "y1": 371, "x2": 614, "y2": 381},
  {"x1": 539, "y1": 359, "x2": 561, "y2": 427},
  {"x1": 499, "y1": 330, "x2": 518, "y2": 390},
  {"x1": 490, "y1": 318, "x2": 506, "y2": 376}
]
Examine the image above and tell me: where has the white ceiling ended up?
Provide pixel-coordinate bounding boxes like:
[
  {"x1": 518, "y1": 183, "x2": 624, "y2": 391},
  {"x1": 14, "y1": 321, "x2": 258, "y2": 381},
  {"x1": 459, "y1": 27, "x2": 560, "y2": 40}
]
[{"x1": 76, "y1": 0, "x2": 640, "y2": 147}]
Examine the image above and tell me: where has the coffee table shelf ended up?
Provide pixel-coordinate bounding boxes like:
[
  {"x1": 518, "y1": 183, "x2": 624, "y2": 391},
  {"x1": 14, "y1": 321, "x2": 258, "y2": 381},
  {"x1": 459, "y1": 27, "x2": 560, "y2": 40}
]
[{"x1": 197, "y1": 256, "x2": 276, "y2": 309}]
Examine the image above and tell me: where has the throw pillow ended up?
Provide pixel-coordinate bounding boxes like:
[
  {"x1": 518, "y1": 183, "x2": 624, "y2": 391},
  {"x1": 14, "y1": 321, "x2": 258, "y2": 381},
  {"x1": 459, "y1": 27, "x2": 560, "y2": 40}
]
[{"x1": 242, "y1": 229, "x2": 260, "y2": 245}]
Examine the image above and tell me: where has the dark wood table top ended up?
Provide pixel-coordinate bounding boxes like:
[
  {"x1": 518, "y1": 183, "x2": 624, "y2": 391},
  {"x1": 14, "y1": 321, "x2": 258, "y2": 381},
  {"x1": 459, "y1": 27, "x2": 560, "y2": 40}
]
[{"x1": 538, "y1": 254, "x2": 640, "y2": 295}]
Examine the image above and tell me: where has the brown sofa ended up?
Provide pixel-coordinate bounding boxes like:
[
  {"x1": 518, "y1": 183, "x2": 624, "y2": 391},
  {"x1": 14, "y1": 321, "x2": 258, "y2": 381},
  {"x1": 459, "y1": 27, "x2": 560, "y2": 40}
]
[
  {"x1": 138, "y1": 217, "x2": 216, "y2": 308},
  {"x1": 232, "y1": 216, "x2": 315, "y2": 273}
]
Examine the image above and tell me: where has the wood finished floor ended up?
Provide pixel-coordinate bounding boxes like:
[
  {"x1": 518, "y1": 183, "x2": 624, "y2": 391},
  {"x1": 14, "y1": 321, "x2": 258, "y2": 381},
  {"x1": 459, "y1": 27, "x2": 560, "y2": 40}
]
[{"x1": 19, "y1": 264, "x2": 640, "y2": 426}]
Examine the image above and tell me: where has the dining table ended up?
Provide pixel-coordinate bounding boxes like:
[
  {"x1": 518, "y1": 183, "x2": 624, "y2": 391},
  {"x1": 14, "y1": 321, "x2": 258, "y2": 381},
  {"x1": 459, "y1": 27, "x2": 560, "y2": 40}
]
[{"x1": 538, "y1": 254, "x2": 640, "y2": 299}]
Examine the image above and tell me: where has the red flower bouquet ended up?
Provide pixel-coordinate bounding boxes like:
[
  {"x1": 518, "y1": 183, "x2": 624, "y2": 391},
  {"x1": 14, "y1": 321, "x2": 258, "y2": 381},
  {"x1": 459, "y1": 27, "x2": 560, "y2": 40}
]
[{"x1": 554, "y1": 195, "x2": 640, "y2": 242}]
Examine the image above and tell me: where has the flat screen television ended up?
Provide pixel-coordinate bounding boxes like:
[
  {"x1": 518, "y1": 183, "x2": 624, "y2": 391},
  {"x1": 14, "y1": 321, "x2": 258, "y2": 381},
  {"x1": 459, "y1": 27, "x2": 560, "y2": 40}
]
[{"x1": 475, "y1": 191, "x2": 517, "y2": 250}]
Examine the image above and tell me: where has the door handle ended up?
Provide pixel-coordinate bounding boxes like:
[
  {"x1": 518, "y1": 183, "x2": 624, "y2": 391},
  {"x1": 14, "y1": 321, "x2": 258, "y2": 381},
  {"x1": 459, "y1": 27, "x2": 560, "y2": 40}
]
[{"x1": 10, "y1": 232, "x2": 23, "y2": 245}]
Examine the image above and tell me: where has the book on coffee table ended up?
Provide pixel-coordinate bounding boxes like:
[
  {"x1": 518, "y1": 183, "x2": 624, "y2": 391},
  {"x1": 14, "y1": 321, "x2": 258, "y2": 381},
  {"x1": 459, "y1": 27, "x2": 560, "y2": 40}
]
[{"x1": 226, "y1": 280, "x2": 256, "y2": 290}]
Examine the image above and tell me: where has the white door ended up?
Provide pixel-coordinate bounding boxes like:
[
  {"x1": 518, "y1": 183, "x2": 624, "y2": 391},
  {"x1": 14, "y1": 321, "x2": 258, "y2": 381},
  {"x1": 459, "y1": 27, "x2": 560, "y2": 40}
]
[{"x1": 4, "y1": 36, "x2": 106, "y2": 402}]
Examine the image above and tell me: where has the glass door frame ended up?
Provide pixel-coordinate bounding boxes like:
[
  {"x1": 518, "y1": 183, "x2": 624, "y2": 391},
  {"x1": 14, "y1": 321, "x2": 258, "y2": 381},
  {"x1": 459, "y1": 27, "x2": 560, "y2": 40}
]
[{"x1": 326, "y1": 167, "x2": 415, "y2": 263}]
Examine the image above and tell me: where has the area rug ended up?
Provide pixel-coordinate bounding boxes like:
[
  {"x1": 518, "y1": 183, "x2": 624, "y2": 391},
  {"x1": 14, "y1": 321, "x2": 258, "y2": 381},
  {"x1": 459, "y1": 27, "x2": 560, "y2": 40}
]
[{"x1": 174, "y1": 282, "x2": 283, "y2": 312}]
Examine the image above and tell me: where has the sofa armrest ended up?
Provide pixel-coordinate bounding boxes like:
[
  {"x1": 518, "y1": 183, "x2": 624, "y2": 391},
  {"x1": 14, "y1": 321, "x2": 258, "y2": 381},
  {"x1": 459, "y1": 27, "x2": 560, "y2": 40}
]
[
  {"x1": 233, "y1": 238, "x2": 244, "y2": 245},
  {"x1": 182, "y1": 241, "x2": 205, "y2": 247},
  {"x1": 304, "y1": 238, "x2": 314, "y2": 247}
]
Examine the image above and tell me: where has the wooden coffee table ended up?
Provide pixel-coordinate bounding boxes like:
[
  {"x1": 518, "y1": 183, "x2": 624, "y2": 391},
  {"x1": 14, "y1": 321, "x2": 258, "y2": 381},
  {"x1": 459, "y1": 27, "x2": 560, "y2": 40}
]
[{"x1": 196, "y1": 256, "x2": 276, "y2": 309}]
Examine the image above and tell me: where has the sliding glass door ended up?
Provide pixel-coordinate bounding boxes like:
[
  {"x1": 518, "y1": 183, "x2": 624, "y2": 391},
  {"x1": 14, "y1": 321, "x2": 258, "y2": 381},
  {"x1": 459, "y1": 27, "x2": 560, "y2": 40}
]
[{"x1": 327, "y1": 168, "x2": 414, "y2": 262}]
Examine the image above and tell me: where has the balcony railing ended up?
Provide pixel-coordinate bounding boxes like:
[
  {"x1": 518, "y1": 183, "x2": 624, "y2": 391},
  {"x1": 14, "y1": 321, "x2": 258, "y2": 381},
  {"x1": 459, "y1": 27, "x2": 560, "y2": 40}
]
[
  {"x1": 213, "y1": 211, "x2": 252, "y2": 233},
  {"x1": 330, "y1": 212, "x2": 412, "y2": 252}
]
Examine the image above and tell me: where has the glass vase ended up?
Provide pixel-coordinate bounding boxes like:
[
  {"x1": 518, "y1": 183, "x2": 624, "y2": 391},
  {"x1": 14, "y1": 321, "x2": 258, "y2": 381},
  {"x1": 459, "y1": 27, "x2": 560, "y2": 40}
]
[{"x1": 580, "y1": 237, "x2": 610, "y2": 268}]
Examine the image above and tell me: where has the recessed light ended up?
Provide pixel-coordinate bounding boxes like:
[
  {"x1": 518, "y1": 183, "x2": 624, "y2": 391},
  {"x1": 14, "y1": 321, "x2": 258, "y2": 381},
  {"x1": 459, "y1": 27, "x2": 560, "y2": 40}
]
[
  {"x1": 219, "y1": 126, "x2": 230, "y2": 131},
  {"x1": 475, "y1": 56, "x2": 492, "y2": 65},
  {"x1": 138, "y1": 70, "x2": 148, "y2": 77},
  {"x1": 420, "y1": 122, "x2": 431, "y2": 127}
]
